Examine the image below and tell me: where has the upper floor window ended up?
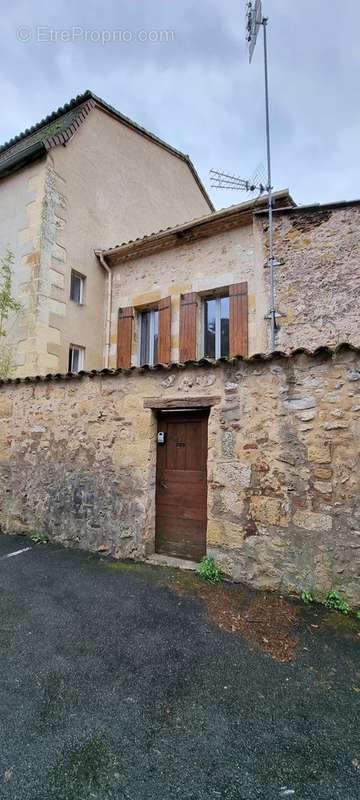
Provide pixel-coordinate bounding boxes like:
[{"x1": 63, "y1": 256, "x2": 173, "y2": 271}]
[
  {"x1": 140, "y1": 308, "x2": 159, "y2": 366},
  {"x1": 68, "y1": 345, "x2": 85, "y2": 373},
  {"x1": 203, "y1": 295, "x2": 229, "y2": 359},
  {"x1": 70, "y1": 270, "x2": 85, "y2": 304}
]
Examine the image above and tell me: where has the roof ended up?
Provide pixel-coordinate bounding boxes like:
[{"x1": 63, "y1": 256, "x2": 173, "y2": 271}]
[
  {"x1": 0, "y1": 90, "x2": 214, "y2": 209},
  {"x1": 254, "y1": 197, "x2": 360, "y2": 216},
  {"x1": 0, "y1": 343, "x2": 357, "y2": 388},
  {"x1": 95, "y1": 189, "x2": 295, "y2": 264}
]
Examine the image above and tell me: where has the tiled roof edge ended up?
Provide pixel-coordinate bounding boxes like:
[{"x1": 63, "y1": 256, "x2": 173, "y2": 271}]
[
  {"x1": 0, "y1": 91, "x2": 93, "y2": 153},
  {"x1": 254, "y1": 198, "x2": 360, "y2": 215},
  {"x1": 0, "y1": 141, "x2": 46, "y2": 178},
  {"x1": 95, "y1": 190, "x2": 293, "y2": 259},
  {"x1": 1, "y1": 343, "x2": 358, "y2": 388},
  {"x1": 43, "y1": 98, "x2": 95, "y2": 151}
]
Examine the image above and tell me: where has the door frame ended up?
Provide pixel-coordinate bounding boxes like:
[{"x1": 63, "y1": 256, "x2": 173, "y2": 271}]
[
  {"x1": 155, "y1": 408, "x2": 209, "y2": 561},
  {"x1": 143, "y1": 395, "x2": 221, "y2": 560}
]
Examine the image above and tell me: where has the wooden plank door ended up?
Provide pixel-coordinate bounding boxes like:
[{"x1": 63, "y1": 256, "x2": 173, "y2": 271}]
[{"x1": 155, "y1": 411, "x2": 208, "y2": 561}]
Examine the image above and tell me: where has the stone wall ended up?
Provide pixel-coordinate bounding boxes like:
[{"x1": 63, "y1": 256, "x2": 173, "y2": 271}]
[
  {"x1": 0, "y1": 345, "x2": 359, "y2": 604},
  {"x1": 262, "y1": 205, "x2": 360, "y2": 351}
]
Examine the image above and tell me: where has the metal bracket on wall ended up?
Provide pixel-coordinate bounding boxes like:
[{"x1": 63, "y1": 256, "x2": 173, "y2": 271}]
[
  {"x1": 263, "y1": 258, "x2": 284, "y2": 269},
  {"x1": 264, "y1": 310, "x2": 286, "y2": 322}
]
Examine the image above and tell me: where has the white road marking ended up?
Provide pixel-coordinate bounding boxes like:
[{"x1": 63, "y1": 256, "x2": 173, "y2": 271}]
[{"x1": 0, "y1": 547, "x2": 31, "y2": 560}]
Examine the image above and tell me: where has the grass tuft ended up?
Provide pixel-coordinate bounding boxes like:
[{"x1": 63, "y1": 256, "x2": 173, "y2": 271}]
[
  {"x1": 197, "y1": 556, "x2": 224, "y2": 583},
  {"x1": 324, "y1": 591, "x2": 350, "y2": 615}
]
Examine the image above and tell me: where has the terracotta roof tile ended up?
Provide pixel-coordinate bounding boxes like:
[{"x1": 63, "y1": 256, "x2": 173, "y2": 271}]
[{"x1": 0, "y1": 343, "x2": 357, "y2": 387}]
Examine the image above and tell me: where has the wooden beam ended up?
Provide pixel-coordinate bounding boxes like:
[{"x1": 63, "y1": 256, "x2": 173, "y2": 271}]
[{"x1": 143, "y1": 396, "x2": 221, "y2": 410}]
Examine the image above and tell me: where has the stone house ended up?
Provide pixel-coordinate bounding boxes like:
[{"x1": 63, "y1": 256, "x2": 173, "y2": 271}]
[
  {"x1": 1, "y1": 95, "x2": 360, "y2": 602},
  {"x1": 95, "y1": 195, "x2": 360, "y2": 370},
  {"x1": 0, "y1": 90, "x2": 213, "y2": 377}
]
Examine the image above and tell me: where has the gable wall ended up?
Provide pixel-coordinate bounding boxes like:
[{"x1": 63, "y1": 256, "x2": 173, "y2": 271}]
[
  {"x1": 1, "y1": 106, "x2": 212, "y2": 377},
  {"x1": 43, "y1": 107, "x2": 212, "y2": 375}
]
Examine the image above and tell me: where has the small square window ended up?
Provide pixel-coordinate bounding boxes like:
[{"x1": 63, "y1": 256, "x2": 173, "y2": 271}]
[
  {"x1": 203, "y1": 295, "x2": 229, "y2": 359},
  {"x1": 140, "y1": 308, "x2": 159, "y2": 366},
  {"x1": 70, "y1": 271, "x2": 85, "y2": 304},
  {"x1": 68, "y1": 345, "x2": 85, "y2": 373}
]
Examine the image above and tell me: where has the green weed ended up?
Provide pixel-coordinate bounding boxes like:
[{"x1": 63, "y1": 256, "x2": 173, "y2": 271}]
[
  {"x1": 30, "y1": 533, "x2": 48, "y2": 544},
  {"x1": 301, "y1": 590, "x2": 314, "y2": 604},
  {"x1": 324, "y1": 591, "x2": 350, "y2": 615},
  {"x1": 197, "y1": 556, "x2": 224, "y2": 583}
]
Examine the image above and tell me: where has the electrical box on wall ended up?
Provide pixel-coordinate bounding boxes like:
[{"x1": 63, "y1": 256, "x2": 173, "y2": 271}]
[{"x1": 157, "y1": 431, "x2": 166, "y2": 445}]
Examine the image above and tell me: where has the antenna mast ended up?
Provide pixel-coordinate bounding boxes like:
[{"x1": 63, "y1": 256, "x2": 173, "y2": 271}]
[{"x1": 246, "y1": 1, "x2": 277, "y2": 350}]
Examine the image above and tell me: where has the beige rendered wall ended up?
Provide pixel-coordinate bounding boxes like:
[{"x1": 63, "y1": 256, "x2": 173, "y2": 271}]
[
  {"x1": 43, "y1": 106, "x2": 212, "y2": 375},
  {"x1": 109, "y1": 220, "x2": 267, "y2": 366},
  {"x1": 0, "y1": 159, "x2": 48, "y2": 375}
]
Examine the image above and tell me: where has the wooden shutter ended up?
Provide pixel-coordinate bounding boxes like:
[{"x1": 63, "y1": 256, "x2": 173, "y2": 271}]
[
  {"x1": 117, "y1": 306, "x2": 134, "y2": 368},
  {"x1": 158, "y1": 296, "x2": 171, "y2": 364},
  {"x1": 229, "y1": 282, "x2": 248, "y2": 358},
  {"x1": 179, "y1": 292, "x2": 198, "y2": 362}
]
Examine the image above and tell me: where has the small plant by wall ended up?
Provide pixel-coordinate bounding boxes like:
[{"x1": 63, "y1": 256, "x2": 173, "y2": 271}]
[
  {"x1": 300, "y1": 587, "x2": 355, "y2": 617},
  {"x1": 323, "y1": 591, "x2": 350, "y2": 615},
  {"x1": 197, "y1": 556, "x2": 224, "y2": 583},
  {"x1": 301, "y1": 590, "x2": 314, "y2": 604}
]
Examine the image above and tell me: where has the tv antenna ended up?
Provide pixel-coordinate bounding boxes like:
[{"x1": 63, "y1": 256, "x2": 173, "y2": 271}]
[
  {"x1": 210, "y1": 167, "x2": 266, "y2": 197},
  {"x1": 210, "y1": 2, "x2": 280, "y2": 351}
]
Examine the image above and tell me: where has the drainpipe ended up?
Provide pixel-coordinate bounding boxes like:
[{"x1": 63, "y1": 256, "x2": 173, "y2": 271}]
[{"x1": 97, "y1": 252, "x2": 112, "y2": 369}]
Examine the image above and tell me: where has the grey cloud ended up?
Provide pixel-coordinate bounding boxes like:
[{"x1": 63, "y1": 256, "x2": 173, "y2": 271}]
[{"x1": 0, "y1": 0, "x2": 359, "y2": 207}]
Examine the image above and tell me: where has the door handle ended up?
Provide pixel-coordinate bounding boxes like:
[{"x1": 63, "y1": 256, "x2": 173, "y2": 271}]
[{"x1": 160, "y1": 480, "x2": 167, "y2": 489}]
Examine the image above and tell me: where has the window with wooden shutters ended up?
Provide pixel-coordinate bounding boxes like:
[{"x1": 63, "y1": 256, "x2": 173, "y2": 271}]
[
  {"x1": 229, "y1": 282, "x2": 248, "y2": 358},
  {"x1": 179, "y1": 292, "x2": 199, "y2": 362},
  {"x1": 201, "y1": 282, "x2": 248, "y2": 360},
  {"x1": 117, "y1": 307, "x2": 134, "y2": 368},
  {"x1": 139, "y1": 297, "x2": 171, "y2": 366}
]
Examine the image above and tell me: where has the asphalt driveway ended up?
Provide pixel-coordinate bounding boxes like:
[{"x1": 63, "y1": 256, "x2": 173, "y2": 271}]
[{"x1": 0, "y1": 534, "x2": 359, "y2": 800}]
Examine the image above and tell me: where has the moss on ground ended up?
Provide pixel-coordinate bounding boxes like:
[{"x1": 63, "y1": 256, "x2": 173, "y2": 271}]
[{"x1": 48, "y1": 735, "x2": 119, "y2": 799}]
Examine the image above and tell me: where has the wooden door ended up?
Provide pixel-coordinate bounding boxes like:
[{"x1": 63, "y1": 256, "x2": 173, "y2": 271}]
[{"x1": 155, "y1": 410, "x2": 208, "y2": 561}]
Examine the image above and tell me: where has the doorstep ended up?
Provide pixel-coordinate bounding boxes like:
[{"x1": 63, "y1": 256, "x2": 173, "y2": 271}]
[{"x1": 146, "y1": 553, "x2": 199, "y2": 571}]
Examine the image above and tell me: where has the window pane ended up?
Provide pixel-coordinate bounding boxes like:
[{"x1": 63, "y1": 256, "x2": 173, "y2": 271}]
[
  {"x1": 69, "y1": 346, "x2": 84, "y2": 372},
  {"x1": 153, "y1": 310, "x2": 159, "y2": 364},
  {"x1": 70, "y1": 273, "x2": 82, "y2": 303},
  {"x1": 220, "y1": 296, "x2": 230, "y2": 357},
  {"x1": 72, "y1": 349, "x2": 79, "y2": 372},
  {"x1": 140, "y1": 311, "x2": 150, "y2": 365},
  {"x1": 204, "y1": 299, "x2": 216, "y2": 358}
]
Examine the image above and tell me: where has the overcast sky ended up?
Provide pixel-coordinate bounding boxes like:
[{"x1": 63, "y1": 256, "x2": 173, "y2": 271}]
[{"x1": 0, "y1": 1, "x2": 358, "y2": 209}]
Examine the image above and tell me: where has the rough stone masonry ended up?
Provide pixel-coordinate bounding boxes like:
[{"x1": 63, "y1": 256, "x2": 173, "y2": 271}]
[{"x1": 0, "y1": 345, "x2": 359, "y2": 605}]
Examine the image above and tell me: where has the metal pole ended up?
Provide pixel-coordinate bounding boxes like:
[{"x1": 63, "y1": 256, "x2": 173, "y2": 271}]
[{"x1": 262, "y1": 17, "x2": 275, "y2": 351}]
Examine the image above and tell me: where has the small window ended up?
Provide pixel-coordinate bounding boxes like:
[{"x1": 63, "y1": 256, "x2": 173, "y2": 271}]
[
  {"x1": 203, "y1": 295, "x2": 229, "y2": 359},
  {"x1": 70, "y1": 270, "x2": 85, "y2": 304},
  {"x1": 68, "y1": 345, "x2": 85, "y2": 373},
  {"x1": 140, "y1": 308, "x2": 159, "y2": 366}
]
